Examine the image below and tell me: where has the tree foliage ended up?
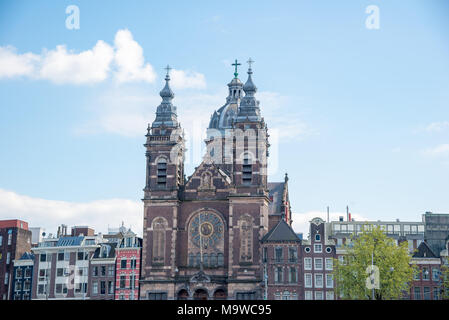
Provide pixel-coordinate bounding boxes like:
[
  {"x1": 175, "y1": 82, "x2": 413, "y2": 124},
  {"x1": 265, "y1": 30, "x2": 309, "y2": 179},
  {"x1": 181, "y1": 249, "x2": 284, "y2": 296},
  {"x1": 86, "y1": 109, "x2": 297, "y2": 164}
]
[
  {"x1": 440, "y1": 262, "x2": 449, "y2": 300},
  {"x1": 333, "y1": 225, "x2": 415, "y2": 300}
]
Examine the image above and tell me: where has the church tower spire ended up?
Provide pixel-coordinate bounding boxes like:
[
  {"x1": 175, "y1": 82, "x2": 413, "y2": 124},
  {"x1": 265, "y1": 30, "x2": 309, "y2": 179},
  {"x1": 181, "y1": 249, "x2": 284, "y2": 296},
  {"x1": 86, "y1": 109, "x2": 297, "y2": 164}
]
[
  {"x1": 236, "y1": 58, "x2": 261, "y2": 123},
  {"x1": 232, "y1": 58, "x2": 268, "y2": 191},
  {"x1": 152, "y1": 65, "x2": 178, "y2": 128},
  {"x1": 144, "y1": 64, "x2": 185, "y2": 199}
]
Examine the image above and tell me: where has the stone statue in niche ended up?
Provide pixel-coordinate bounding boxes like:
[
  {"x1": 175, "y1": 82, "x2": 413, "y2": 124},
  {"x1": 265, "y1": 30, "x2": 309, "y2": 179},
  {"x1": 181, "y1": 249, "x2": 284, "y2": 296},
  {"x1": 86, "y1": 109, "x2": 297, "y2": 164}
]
[{"x1": 199, "y1": 171, "x2": 214, "y2": 190}]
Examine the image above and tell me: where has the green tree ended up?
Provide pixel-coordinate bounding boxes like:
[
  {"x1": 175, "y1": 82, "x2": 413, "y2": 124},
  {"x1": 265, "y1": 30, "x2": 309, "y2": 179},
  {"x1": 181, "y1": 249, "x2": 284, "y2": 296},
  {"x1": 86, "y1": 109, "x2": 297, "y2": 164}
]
[
  {"x1": 333, "y1": 225, "x2": 415, "y2": 300},
  {"x1": 440, "y1": 262, "x2": 449, "y2": 300}
]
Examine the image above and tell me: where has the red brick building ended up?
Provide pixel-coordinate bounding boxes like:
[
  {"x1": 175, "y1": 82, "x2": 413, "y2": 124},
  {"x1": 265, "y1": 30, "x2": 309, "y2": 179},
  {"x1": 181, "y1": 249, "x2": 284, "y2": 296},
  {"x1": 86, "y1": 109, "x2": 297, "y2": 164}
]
[
  {"x1": 261, "y1": 219, "x2": 302, "y2": 300},
  {"x1": 115, "y1": 229, "x2": 142, "y2": 300},
  {"x1": 410, "y1": 241, "x2": 441, "y2": 300},
  {"x1": 0, "y1": 219, "x2": 31, "y2": 300}
]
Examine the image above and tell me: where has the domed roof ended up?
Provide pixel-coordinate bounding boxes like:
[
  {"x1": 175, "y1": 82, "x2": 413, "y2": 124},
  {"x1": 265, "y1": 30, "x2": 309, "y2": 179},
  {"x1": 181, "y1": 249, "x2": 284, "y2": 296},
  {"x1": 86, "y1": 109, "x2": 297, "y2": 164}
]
[
  {"x1": 160, "y1": 76, "x2": 174, "y2": 99},
  {"x1": 243, "y1": 71, "x2": 257, "y2": 94},
  {"x1": 208, "y1": 103, "x2": 238, "y2": 130},
  {"x1": 229, "y1": 77, "x2": 243, "y2": 86},
  {"x1": 208, "y1": 74, "x2": 243, "y2": 131},
  {"x1": 151, "y1": 66, "x2": 178, "y2": 128}
]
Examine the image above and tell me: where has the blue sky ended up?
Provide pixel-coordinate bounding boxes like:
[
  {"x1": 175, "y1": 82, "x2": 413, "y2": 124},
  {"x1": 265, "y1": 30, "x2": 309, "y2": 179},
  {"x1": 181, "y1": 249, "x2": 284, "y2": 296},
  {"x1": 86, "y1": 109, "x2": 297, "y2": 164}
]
[{"x1": 0, "y1": 0, "x2": 448, "y2": 236}]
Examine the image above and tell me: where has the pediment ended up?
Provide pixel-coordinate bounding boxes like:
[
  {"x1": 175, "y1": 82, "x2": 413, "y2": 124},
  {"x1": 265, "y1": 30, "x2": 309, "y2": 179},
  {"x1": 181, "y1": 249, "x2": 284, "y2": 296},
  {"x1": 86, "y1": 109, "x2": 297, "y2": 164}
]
[{"x1": 190, "y1": 270, "x2": 211, "y2": 283}]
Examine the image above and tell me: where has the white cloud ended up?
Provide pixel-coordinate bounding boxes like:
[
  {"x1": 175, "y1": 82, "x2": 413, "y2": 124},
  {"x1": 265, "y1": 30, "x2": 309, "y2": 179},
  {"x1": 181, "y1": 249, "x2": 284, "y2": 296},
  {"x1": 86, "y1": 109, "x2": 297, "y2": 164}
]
[
  {"x1": 291, "y1": 211, "x2": 369, "y2": 237},
  {"x1": 0, "y1": 46, "x2": 39, "y2": 78},
  {"x1": 258, "y1": 91, "x2": 317, "y2": 141},
  {"x1": 39, "y1": 41, "x2": 114, "y2": 84},
  {"x1": 170, "y1": 68, "x2": 206, "y2": 89},
  {"x1": 75, "y1": 86, "x2": 313, "y2": 162},
  {"x1": 113, "y1": 29, "x2": 156, "y2": 84},
  {"x1": 0, "y1": 29, "x2": 202, "y2": 86},
  {"x1": 425, "y1": 121, "x2": 449, "y2": 133},
  {"x1": 423, "y1": 144, "x2": 449, "y2": 157},
  {"x1": 0, "y1": 188, "x2": 142, "y2": 236}
]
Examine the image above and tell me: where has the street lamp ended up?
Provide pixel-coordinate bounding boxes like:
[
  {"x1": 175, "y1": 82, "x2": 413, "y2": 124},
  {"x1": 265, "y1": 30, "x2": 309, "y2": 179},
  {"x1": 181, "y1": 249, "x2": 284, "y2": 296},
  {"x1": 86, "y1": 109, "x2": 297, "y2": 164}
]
[
  {"x1": 45, "y1": 267, "x2": 49, "y2": 301},
  {"x1": 263, "y1": 263, "x2": 268, "y2": 300}
]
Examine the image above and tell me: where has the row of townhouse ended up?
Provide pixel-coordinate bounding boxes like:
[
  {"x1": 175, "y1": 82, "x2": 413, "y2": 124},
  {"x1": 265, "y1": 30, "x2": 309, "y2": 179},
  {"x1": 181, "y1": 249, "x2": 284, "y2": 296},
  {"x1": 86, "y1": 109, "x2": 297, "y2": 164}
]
[
  {"x1": 2, "y1": 212, "x2": 449, "y2": 300},
  {"x1": 0, "y1": 221, "x2": 142, "y2": 300},
  {"x1": 261, "y1": 217, "x2": 336, "y2": 300},
  {"x1": 0, "y1": 220, "x2": 32, "y2": 300},
  {"x1": 328, "y1": 212, "x2": 449, "y2": 300},
  {"x1": 262, "y1": 212, "x2": 449, "y2": 300}
]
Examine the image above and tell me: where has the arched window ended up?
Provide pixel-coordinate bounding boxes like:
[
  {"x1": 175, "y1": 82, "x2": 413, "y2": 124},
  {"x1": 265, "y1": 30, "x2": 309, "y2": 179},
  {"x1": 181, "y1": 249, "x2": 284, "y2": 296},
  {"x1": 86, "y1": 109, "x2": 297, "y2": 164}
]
[
  {"x1": 157, "y1": 158, "x2": 167, "y2": 187},
  {"x1": 217, "y1": 253, "x2": 224, "y2": 267},
  {"x1": 242, "y1": 154, "x2": 252, "y2": 185},
  {"x1": 239, "y1": 216, "x2": 253, "y2": 263},
  {"x1": 210, "y1": 253, "x2": 217, "y2": 267},
  {"x1": 203, "y1": 253, "x2": 209, "y2": 267},
  {"x1": 177, "y1": 289, "x2": 189, "y2": 300},
  {"x1": 152, "y1": 218, "x2": 166, "y2": 264},
  {"x1": 196, "y1": 253, "x2": 201, "y2": 267}
]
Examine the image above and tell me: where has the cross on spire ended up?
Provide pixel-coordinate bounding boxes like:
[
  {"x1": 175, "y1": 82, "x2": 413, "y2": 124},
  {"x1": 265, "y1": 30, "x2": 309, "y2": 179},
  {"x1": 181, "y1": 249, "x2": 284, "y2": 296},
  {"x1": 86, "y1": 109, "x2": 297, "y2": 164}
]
[
  {"x1": 232, "y1": 59, "x2": 241, "y2": 78},
  {"x1": 164, "y1": 64, "x2": 172, "y2": 78},
  {"x1": 247, "y1": 57, "x2": 254, "y2": 69}
]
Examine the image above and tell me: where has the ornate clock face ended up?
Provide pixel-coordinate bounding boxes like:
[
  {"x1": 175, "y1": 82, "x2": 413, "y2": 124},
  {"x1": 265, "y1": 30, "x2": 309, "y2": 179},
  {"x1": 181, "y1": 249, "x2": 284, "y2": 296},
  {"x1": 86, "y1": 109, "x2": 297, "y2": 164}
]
[{"x1": 190, "y1": 212, "x2": 224, "y2": 249}]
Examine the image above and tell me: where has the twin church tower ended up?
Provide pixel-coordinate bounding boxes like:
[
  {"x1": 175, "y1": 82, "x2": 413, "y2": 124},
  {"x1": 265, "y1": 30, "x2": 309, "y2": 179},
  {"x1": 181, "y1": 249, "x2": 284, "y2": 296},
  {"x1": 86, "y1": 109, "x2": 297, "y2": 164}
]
[{"x1": 140, "y1": 59, "x2": 292, "y2": 300}]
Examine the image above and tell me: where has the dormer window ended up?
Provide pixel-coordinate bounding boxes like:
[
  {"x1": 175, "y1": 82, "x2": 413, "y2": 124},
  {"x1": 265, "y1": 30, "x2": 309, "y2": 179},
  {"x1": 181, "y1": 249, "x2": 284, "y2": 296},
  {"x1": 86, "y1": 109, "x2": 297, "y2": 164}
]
[
  {"x1": 157, "y1": 158, "x2": 167, "y2": 187},
  {"x1": 101, "y1": 245, "x2": 110, "y2": 258}
]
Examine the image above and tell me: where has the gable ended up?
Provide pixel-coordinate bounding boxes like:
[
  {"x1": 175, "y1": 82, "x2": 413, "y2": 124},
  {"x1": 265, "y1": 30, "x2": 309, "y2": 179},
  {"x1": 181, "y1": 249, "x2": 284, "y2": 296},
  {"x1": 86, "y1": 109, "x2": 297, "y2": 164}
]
[
  {"x1": 262, "y1": 219, "x2": 300, "y2": 243},
  {"x1": 413, "y1": 241, "x2": 438, "y2": 258},
  {"x1": 184, "y1": 162, "x2": 231, "y2": 191}
]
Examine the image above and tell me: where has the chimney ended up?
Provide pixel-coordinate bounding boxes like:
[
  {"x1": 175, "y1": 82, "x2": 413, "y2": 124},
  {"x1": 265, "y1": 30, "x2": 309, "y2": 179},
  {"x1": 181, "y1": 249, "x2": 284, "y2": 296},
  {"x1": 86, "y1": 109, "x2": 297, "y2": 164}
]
[{"x1": 348, "y1": 213, "x2": 352, "y2": 222}]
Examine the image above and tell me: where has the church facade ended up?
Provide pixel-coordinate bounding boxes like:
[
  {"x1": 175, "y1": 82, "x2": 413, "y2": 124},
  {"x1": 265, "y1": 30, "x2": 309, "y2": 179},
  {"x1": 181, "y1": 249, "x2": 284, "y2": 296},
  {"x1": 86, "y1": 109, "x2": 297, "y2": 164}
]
[{"x1": 139, "y1": 61, "x2": 292, "y2": 300}]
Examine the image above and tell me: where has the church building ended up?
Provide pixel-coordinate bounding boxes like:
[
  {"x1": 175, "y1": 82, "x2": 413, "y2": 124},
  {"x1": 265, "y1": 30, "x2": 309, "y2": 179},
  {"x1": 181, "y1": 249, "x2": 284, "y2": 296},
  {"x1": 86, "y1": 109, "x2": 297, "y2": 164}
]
[{"x1": 139, "y1": 60, "x2": 293, "y2": 300}]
